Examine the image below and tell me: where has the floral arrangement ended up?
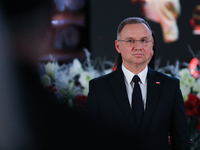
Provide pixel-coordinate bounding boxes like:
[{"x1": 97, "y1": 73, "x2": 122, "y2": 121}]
[
  {"x1": 40, "y1": 48, "x2": 113, "y2": 109},
  {"x1": 155, "y1": 56, "x2": 200, "y2": 149}
]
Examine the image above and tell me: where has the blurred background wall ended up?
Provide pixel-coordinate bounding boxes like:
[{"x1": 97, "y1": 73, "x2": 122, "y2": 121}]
[
  {"x1": 90, "y1": 0, "x2": 200, "y2": 67},
  {"x1": 39, "y1": 0, "x2": 89, "y2": 64},
  {"x1": 40, "y1": 0, "x2": 200, "y2": 67}
]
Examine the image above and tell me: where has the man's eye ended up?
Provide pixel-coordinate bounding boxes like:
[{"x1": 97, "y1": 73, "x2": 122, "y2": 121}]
[
  {"x1": 141, "y1": 39, "x2": 147, "y2": 43},
  {"x1": 126, "y1": 40, "x2": 134, "y2": 43}
]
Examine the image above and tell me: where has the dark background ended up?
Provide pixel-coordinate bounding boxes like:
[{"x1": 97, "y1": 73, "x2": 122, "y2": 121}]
[{"x1": 89, "y1": 0, "x2": 200, "y2": 67}]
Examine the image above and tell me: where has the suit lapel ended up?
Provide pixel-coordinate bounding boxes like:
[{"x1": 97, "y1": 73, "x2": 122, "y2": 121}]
[
  {"x1": 140, "y1": 67, "x2": 163, "y2": 134},
  {"x1": 109, "y1": 68, "x2": 137, "y2": 129}
]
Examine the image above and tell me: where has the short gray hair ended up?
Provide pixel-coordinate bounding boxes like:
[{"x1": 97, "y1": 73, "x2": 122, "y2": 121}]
[{"x1": 117, "y1": 17, "x2": 152, "y2": 40}]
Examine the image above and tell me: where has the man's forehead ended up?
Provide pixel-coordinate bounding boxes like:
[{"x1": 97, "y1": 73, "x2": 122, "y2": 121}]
[
  {"x1": 126, "y1": 23, "x2": 151, "y2": 31},
  {"x1": 121, "y1": 23, "x2": 152, "y2": 37}
]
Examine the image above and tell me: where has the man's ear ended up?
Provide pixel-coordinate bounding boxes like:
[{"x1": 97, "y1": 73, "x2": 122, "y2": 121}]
[
  {"x1": 151, "y1": 49, "x2": 154, "y2": 57},
  {"x1": 151, "y1": 40, "x2": 154, "y2": 56},
  {"x1": 115, "y1": 40, "x2": 121, "y2": 53}
]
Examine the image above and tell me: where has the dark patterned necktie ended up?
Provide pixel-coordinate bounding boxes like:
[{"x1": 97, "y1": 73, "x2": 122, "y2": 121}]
[{"x1": 132, "y1": 75, "x2": 144, "y2": 125}]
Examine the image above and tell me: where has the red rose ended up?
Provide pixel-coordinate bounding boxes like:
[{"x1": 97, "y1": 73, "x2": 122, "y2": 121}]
[
  {"x1": 185, "y1": 94, "x2": 199, "y2": 117},
  {"x1": 188, "y1": 94, "x2": 198, "y2": 105},
  {"x1": 185, "y1": 94, "x2": 200, "y2": 117}
]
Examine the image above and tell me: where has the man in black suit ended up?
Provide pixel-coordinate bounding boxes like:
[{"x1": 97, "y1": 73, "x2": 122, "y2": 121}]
[{"x1": 85, "y1": 17, "x2": 190, "y2": 149}]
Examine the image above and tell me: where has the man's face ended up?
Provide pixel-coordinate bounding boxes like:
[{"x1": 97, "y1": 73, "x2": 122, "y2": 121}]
[{"x1": 115, "y1": 23, "x2": 154, "y2": 69}]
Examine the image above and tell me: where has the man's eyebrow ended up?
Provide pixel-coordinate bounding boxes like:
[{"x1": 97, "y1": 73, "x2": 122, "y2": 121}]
[
  {"x1": 140, "y1": 36, "x2": 149, "y2": 39},
  {"x1": 125, "y1": 36, "x2": 149, "y2": 40}
]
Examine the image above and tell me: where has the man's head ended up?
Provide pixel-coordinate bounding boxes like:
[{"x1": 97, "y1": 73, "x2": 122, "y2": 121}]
[{"x1": 115, "y1": 17, "x2": 154, "y2": 72}]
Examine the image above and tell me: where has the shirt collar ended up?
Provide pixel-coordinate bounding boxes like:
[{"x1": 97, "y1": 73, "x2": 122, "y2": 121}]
[{"x1": 122, "y1": 64, "x2": 148, "y2": 85}]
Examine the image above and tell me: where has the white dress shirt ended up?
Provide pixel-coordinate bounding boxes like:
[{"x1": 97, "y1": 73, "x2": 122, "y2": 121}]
[{"x1": 122, "y1": 64, "x2": 148, "y2": 110}]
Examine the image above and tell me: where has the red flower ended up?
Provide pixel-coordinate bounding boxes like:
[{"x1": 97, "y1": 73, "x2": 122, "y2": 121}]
[
  {"x1": 75, "y1": 95, "x2": 87, "y2": 108},
  {"x1": 185, "y1": 94, "x2": 199, "y2": 117},
  {"x1": 188, "y1": 94, "x2": 198, "y2": 103}
]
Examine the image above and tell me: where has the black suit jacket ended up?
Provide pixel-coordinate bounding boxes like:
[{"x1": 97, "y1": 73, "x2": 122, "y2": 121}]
[{"x1": 85, "y1": 66, "x2": 190, "y2": 150}]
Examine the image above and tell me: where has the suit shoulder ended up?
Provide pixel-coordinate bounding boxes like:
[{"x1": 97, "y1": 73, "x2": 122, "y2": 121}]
[
  {"x1": 151, "y1": 68, "x2": 179, "y2": 83},
  {"x1": 158, "y1": 71, "x2": 179, "y2": 80}
]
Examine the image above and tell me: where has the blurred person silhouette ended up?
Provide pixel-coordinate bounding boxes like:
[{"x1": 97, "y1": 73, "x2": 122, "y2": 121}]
[
  {"x1": 0, "y1": 0, "x2": 134, "y2": 149},
  {"x1": 0, "y1": 6, "x2": 34, "y2": 149}
]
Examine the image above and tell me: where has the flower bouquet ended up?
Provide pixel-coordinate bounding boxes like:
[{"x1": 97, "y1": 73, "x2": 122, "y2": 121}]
[
  {"x1": 40, "y1": 48, "x2": 113, "y2": 110},
  {"x1": 156, "y1": 58, "x2": 200, "y2": 149}
]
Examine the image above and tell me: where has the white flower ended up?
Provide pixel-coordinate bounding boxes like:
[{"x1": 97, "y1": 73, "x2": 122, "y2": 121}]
[
  {"x1": 197, "y1": 92, "x2": 200, "y2": 99},
  {"x1": 79, "y1": 70, "x2": 97, "y2": 95},
  {"x1": 45, "y1": 62, "x2": 58, "y2": 78},
  {"x1": 68, "y1": 59, "x2": 83, "y2": 77},
  {"x1": 41, "y1": 74, "x2": 51, "y2": 87},
  {"x1": 180, "y1": 79, "x2": 187, "y2": 89},
  {"x1": 55, "y1": 69, "x2": 70, "y2": 89},
  {"x1": 178, "y1": 68, "x2": 191, "y2": 80},
  {"x1": 40, "y1": 49, "x2": 114, "y2": 104},
  {"x1": 179, "y1": 68, "x2": 195, "y2": 88},
  {"x1": 185, "y1": 76, "x2": 196, "y2": 87},
  {"x1": 193, "y1": 78, "x2": 200, "y2": 92},
  {"x1": 180, "y1": 85, "x2": 191, "y2": 102}
]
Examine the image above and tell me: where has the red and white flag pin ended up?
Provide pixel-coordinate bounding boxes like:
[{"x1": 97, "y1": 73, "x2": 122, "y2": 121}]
[{"x1": 156, "y1": 82, "x2": 160, "y2": 84}]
